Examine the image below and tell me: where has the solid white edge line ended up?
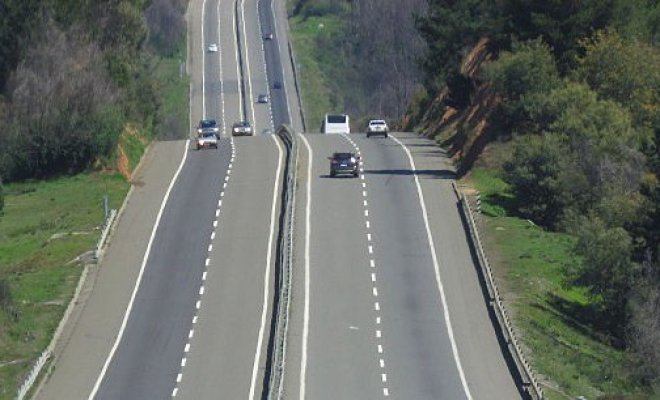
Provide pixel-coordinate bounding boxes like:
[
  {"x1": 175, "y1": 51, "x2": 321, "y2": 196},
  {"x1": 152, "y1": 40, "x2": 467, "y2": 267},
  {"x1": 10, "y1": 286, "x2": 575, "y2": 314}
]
[
  {"x1": 299, "y1": 133, "x2": 312, "y2": 400},
  {"x1": 389, "y1": 134, "x2": 473, "y2": 400},
  {"x1": 215, "y1": 0, "x2": 226, "y2": 136},
  {"x1": 88, "y1": 139, "x2": 191, "y2": 399},
  {"x1": 247, "y1": 134, "x2": 284, "y2": 400},
  {"x1": 240, "y1": 0, "x2": 256, "y2": 127},
  {"x1": 201, "y1": 0, "x2": 207, "y2": 119},
  {"x1": 270, "y1": 0, "x2": 293, "y2": 127},
  {"x1": 255, "y1": 0, "x2": 275, "y2": 133},
  {"x1": 232, "y1": 0, "x2": 243, "y2": 120}
]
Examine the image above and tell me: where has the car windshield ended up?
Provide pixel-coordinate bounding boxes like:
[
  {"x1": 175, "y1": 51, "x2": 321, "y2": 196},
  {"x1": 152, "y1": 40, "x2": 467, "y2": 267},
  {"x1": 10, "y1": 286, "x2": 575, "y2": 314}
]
[{"x1": 201, "y1": 120, "x2": 216, "y2": 128}]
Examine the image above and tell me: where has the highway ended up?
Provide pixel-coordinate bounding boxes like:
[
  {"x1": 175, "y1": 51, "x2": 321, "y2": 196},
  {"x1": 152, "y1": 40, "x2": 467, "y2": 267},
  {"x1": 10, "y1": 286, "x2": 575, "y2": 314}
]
[
  {"x1": 34, "y1": 0, "x2": 521, "y2": 399},
  {"x1": 284, "y1": 133, "x2": 522, "y2": 399}
]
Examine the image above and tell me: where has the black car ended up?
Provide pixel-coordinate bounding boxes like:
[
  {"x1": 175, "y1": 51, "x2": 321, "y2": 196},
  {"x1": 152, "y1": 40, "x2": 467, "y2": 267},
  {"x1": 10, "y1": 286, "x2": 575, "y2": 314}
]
[
  {"x1": 273, "y1": 81, "x2": 282, "y2": 89},
  {"x1": 329, "y1": 152, "x2": 360, "y2": 177},
  {"x1": 197, "y1": 119, "x2": 220, "y2": 139},
  {"x1": 232, "y1": 120, "x2": 253, "y2": 136}
]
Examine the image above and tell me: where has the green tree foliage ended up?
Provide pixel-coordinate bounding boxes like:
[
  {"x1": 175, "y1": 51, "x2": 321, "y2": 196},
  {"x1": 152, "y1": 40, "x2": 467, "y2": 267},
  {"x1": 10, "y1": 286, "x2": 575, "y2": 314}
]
[
  {"x1": 484, "y1": 39, "x2": 560, "y2": 131},
  {"x1": 0, "y1": 20, "x2": 123, "y2": 180},
  {"x1": 500, "y1": 0, "x2": 616, "y2": 71},
  {"x1": 611, "y1": 0, "x2": 660, "y2": 43},
  {"x1": 416, "y1": 0, "x2": 501, "y2": 94},
  {"x1": 503, "y1": 134, "x2": 571, "y2": 226},
  {"x1": 0, "y1": 0, "x2": 41, "y2": 89},
  {"x1": 0, "y1": 175, "x2": 4, "y2": 214},
  {"x1": 504, "y1": 83, "x2": 646, "y2": 229},
  {"x1": 577, "y1": 31, "x2": 660, "y2": 134},
  {"x1": 145, "y1": 0, "x2": 187, "y2": 56},
  {"x1": 0, "y1": 0, "x2": 183, "y2": 182},
  {"x1": 567, "y1": 215, "x2": 636, "y2": 326}
]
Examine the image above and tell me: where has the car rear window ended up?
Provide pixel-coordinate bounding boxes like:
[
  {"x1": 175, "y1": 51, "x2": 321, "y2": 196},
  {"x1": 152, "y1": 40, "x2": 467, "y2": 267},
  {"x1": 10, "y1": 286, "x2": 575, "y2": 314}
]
[
  {"x1": 327, "y1": 115, "x2": 347, "y2": 124},
  {"x1": 370, "y1": 120, "x2": 386, "y2": 125},
  {"x1": 334, "y1": 153, "x2": 353, "y2": 159},
  {"x1": 201, "y1": 120, "x2": 216, "y2": 128}
]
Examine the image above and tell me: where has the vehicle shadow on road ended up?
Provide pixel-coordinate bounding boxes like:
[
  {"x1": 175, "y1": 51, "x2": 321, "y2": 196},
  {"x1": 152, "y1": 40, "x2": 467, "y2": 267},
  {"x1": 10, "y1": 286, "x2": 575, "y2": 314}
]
[{"x1": 362, "y1": 169, "x2": 456, "y2": 179}]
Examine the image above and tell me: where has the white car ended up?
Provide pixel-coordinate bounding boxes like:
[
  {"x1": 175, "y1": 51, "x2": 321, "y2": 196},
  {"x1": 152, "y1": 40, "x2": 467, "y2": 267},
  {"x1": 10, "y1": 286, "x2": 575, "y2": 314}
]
[
  {"x1": 366, "y1": 119, "x2": 389, "y2": 137},
  {"x1": 196, "y1": 132, "x2": 218, "y2": 149},
  {"x1": 208, "y1": 43, "x2": 218, "y2": 52}
]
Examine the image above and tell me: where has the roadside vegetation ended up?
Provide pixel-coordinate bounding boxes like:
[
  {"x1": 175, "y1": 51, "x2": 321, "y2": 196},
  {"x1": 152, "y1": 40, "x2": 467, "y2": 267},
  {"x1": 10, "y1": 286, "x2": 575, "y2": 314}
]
[
  {"x1": 289, "y1": 0, "x2": 660, "y2": 398},
  {"x1": 287, "y1": 0, "x2": 426, "y2": 130},
  {"x1": 409, "y1": 1, "x2": 659, "y2": 397},
  {"x1": 0, "y1": 0, "x2": 189, "y2": 396}
]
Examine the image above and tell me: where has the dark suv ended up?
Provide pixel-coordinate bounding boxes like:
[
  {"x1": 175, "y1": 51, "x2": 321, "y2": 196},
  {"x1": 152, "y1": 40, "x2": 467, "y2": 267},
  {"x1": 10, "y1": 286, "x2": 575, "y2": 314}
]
[{"x1": 329, "y1": 152, "x2": 360, "y2": 177}]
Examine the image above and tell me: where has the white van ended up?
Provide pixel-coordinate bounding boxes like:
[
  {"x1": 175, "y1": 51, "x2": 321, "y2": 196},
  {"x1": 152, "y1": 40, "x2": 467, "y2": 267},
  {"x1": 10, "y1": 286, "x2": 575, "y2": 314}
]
[{"x1": 322, "y1": 114, "x2": 350, "y2": 134}]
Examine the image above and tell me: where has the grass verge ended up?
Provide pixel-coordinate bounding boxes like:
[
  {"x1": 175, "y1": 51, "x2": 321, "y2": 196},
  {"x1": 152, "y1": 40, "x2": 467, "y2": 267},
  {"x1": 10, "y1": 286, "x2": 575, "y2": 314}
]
[
  {"x1": 0, "y1": 174, "x2": 129, "y2": 399},
  {"x1": 289, "y1": 14, "x2": 347, "y2": 131},
  {"x1": 0, "y1": 52, "x2": 188, "y2": 399},
  {"x1": 466, "y1": 167, "x2": 650, "y2": 399}
]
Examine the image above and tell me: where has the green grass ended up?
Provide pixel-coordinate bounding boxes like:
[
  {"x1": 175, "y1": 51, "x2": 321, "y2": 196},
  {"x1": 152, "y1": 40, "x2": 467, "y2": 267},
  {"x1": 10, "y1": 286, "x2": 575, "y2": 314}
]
[
  {"x1": 0, "y1": 48, "x2": 189, "y2": 400},
  {"x1": 289, "y1": 14, "x2": 347, "y2": 131},
  {"x1": 0, "y1": 174, "x2": 129, "y2": 399},
  {"x1": 152, "y1": 54, "x2": 190, "y2": 140},
  {"x1": 468, "y1": 167, "x2": 651, "y2": 399}
]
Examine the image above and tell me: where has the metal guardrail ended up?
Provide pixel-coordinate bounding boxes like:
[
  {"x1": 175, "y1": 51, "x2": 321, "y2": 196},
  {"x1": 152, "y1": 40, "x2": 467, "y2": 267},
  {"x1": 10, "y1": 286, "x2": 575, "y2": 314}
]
[
  {"x1": 285, "y1": 40, "x2": 307, "y2": 132},
  {"x1": 453, "y1": 182, "x2": 544, "y2": 400},
  {"x1": 17, "y1": 209, "x2": 117, "y2": 399},
  {"x1": 265, "y1": 125, "x2": 298, "y2": 399}
]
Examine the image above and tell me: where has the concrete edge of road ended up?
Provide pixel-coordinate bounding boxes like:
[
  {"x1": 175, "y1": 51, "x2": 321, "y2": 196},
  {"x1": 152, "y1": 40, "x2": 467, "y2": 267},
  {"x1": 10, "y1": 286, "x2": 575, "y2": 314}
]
[
  {"x1": 454, "y1": 181, "x2": 544, "y2": 400},
  {"x1": 24, "y1": 142, "x2": 156, "y2": 400}
]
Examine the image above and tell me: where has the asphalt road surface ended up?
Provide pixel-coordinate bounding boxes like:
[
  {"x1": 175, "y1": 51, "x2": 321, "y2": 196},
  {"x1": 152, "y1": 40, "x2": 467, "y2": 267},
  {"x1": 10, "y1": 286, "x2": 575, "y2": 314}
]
[
  {"x1": 285, "y1": 132, "x2": 522, "y2": 399},
  {"x1": 35, "y1": 0, "x2": 521, "y2": 398},
  {"x1": 36, "y1": 0, "x2": 284, "y2": 398}
]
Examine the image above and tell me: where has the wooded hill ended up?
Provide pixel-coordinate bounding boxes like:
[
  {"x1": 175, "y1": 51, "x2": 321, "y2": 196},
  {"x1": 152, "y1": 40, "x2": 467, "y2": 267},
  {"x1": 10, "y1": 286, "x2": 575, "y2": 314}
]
[
  {"x1": 0, "y1": 0, "x2": 187, "y2": 184},
  {"x1": 407, "y1": 0, "x2": 659, "y2": 393}
]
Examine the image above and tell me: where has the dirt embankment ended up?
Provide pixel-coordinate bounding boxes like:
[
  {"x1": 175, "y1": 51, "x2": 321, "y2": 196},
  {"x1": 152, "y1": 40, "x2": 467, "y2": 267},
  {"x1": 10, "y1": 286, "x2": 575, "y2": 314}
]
[{"x1": 408, "y1": 37, "x2": 500, "y2": 176}]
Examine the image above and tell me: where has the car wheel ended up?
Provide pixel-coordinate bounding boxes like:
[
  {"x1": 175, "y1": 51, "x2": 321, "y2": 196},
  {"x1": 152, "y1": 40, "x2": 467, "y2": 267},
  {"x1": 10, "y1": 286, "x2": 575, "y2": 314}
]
[
  {"x1": 330, "y1": 171, "x2": 336, "y2": 177},
  {"x1": 384, "y1": 133, "x2": 389, "y2": 137},
  {"x1": 367, "y1": 133, "x2": 371, "y2": 138}
]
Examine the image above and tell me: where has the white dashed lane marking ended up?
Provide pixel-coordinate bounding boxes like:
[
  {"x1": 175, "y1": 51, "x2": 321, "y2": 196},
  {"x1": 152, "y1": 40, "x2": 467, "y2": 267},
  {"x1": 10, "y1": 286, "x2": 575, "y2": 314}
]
[
  {"x1": 341, "y1": 134, "x2": 391, "y2": 397},
  {"x1": 172, "y1": 138, "x2": 236, "y2": 397}
]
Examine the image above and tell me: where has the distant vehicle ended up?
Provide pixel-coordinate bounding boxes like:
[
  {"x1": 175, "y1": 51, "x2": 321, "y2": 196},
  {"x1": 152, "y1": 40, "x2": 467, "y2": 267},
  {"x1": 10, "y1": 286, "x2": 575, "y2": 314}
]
[
  {"x1": 366, "y1": 119, "x2": 389, "y2": 138},
  {"x1": 197, "y1": 119, "x2": 220, "y2": 139},
  {"x1": 322, "y1": 114, "x2": 350, "y2": 134},
  {"x1": 232, "y1": 121, "x2": 253, "y2": 136},
  {"x1": 208, "y1": 43, "x2": 218, "y2": 52},
  {"x1": 196, "y1": 132, "x2": 218, "y2": 150},
  {"x1": 263, "y1": 33, "x2": 273, "y2": 40},
  {"x1": 273, "y1": 81, "x2": 282, "y2": 89},
  {"x1": 329, "y1": 152, "x2": 360, "y2": 177},
  {"x1": 257, "y1": 94, "x2": 269, "y2": 103}
]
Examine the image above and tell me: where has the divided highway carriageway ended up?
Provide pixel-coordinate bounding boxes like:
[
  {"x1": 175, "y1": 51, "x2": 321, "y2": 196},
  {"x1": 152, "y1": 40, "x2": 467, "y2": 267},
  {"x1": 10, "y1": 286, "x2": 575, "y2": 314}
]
[{"x1": 34, "y1": 0, "x2": 523, "y2": 399}]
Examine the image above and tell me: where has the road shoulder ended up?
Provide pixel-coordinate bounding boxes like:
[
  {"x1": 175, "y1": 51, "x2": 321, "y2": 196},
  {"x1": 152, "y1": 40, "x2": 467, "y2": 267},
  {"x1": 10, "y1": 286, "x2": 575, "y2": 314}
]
[{"x1": 34, "y1": 140, "x2": 188, "y2": 400}]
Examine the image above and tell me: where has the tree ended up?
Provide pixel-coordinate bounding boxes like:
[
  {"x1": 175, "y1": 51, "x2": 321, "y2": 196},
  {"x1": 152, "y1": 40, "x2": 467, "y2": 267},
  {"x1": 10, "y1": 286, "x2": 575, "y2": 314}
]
[
  {"x1": 576, "y1": 30, "x2": 660, "y2": 133},
  {"x1": 503, "y1": 133, "x2": 572, "y2": 226},
  {"x1": 567, "y1": 214, "x2": 637, "y2": 329},
  {"x1": 145, "y1": 0, "x2": 186, "y2": 56},
  {"x1": 628, "y1": 256, "x2": 660, "y2": 389},
  {"x1": 0, "y1": 175, "x2": 4, "y2": 214},
  {"x1": 484, "y1": 39, "x2": 561, "y2": 132},
  {"x1": 416, "y1": 0, "x2": 502, "y2": 93},
  {"x1": 500, "y1": 0, "x2": 616, "y2": 72}
]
